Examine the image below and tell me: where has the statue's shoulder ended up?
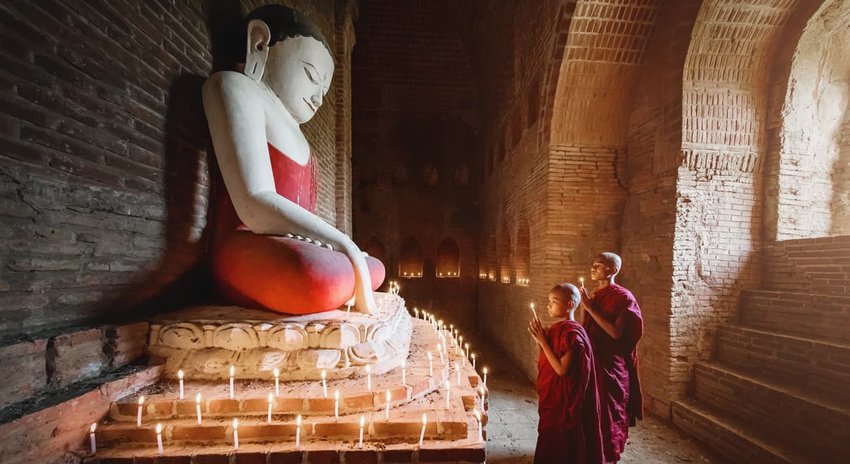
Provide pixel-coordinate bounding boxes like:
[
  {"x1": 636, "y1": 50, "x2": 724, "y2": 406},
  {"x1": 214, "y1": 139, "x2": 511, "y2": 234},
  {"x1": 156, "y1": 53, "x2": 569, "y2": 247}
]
[{"x1": 203, "y1": 71, "x2": 261, "y2": 100}]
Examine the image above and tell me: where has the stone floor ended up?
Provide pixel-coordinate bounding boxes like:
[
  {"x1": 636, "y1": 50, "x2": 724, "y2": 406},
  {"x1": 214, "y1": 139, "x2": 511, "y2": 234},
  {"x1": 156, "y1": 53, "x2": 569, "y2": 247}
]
[{"x1": 470, "y1": 332, "x2": 729, "y2": 464}]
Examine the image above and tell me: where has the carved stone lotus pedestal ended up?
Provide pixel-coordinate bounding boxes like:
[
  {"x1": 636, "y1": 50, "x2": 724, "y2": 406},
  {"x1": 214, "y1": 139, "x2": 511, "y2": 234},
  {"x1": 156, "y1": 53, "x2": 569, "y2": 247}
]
[{"x1": 148, "y1": 292, "x2": 412, "y2": 381}]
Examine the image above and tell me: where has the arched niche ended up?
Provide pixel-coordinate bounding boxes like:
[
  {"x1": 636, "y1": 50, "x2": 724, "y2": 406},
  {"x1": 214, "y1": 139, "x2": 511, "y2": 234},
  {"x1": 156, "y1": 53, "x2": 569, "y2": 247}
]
[
  {"x1": 770, "y1": 0, "x2": 850, "y2": 239},
  {"x1": 399, "y1": 237, "x2": 423, "y2": 278},
  {"x1": 436, "y1": 238, "x2": 460, "y2": 278},
  {"x1": 515, "y1": 220, "x2": 530, "y2": 286},
  {"x1": 498, "y1": 224, "x2": 512, "y2": 284}
]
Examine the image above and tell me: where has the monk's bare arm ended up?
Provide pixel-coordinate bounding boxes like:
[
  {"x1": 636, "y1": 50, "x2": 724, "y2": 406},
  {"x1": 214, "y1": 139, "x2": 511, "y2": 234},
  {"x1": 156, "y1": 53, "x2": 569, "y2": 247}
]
[
  {"x1": 585, "y1": 304, "x2": 626, "y2": 340},
  {"x1": 539, "y1": 342, "x2": 574, "y2": 377}
]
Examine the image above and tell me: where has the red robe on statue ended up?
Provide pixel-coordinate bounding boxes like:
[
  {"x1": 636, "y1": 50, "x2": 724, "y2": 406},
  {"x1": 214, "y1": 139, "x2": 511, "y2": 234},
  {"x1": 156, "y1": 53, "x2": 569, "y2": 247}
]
[
  {"x1": 584, "y1": 283, "x2": 644, "y2": 463},
  {"x1": 534, "y1": 320, "x2": 604, "y2": 464}
]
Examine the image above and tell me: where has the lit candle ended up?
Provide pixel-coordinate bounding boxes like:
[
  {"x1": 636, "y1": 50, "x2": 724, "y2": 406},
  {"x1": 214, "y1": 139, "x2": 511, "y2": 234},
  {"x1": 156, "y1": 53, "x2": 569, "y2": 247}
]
[
  {"x1": 445, "y1": 380, "x2": 451, "y2": 409},
  {"x1": 366, "y1": 365, "x2": 372, "y2": 392},
  {"x1": 334, "y1": 389, "x2": 340, "y2": 419},
  {"x1": 449, "y1": 324, "x2": 454, "y2": 345},
  {"x1": 464, "y1": 343, "x2": 470, "y2": 361},
  {"x1": 479, "y1": 384, "x2": 486, "y2": 410},
  {"x1": 414, "y1": 307, "x2": 419, "y2": 319},
  {"x1": 177, "y1": 370, "x2": 184, "y2": 400},
  {"x1": 273, "y1": 368, "x2": 280, "y2": 397},
  {"x1": 232, "y1": 418, "x2": 239, "y2": 449},
  {"x1": 474, "y1": 408, "x2": 483, "y2": 442},
  {"x1": 321, "y1": 369, "x2": 328, "y2": 398},
  {"x1": 89, "y1": 423, "x2": 97, "y2": 455},
  {"x1": 401, "y1": 359, "x2": 407, "y2": 386},
  {"x1": 471, "y1": 352, "x2": 477, "y2": 370},
  {"x1": 427, "y1": 352, "x2": 433, "y2": 377},
  {"x1": 530, "y1": 302, "x2": 538, "y2": 321},
  {"x1": 267, "y1": 393, "x2": 274, "y2": 423},
  {"x1": 580, "y1": 277, "x2": 585, "y2": 288},
  {"x1": 195, "y1": 393, "x2": 202, "y2": 425},
  {"x1": 136, "y1": 396, "x2": 144, "y2": 427},
  {"x1": 483, "y1": 367, "x2": 488, "y2": 387},
  {"x1": 437, "y1": 344, "x2": 444, "y2": 365},
  {"x1": 155, "y1": 423, "x2": 163, "y2": 455},
  {"x1": 358, "y1": 415, "x2": 365, "y2": 449},
  {"x1": 229, "y1": 365, "x2": 235, "y2": 399},
  {"x1": 419, "y1": 413, "x2": 427, "y2": 446},
  {"x1": 385, "y1": 389, "x2": 391, "y2": 419},
  {"x1": 295, "y1": 415, "x2": 302, "y2": 449},
  {"x1": 457, "y1": 335, "x2": 463, "y2": 356}
]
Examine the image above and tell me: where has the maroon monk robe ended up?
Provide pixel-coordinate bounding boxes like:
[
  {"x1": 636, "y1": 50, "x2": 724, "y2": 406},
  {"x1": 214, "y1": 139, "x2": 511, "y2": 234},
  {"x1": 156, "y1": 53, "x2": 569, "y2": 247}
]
[
  {"x1": 584, "y1": 283, "x2": 644, "y2": 463},
  {"x1": 534, "y1": 320, "x2": 604, "y2": 464}
]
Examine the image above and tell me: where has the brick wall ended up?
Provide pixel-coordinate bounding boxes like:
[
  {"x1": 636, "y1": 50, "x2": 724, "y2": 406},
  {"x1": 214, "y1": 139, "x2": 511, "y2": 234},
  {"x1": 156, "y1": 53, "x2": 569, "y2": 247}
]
[
  {"x1": 351, "y1": 0, "x2": 480, "y2": 330},
  {"x1": 0, "y1": 0, "x2": 351, "y2": 340}
]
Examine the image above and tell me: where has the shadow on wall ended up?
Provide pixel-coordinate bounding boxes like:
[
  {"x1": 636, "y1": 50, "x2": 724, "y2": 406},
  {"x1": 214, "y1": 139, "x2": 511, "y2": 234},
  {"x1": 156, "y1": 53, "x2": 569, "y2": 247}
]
[{"x1": 112, "y1": 1, "x2": 246, "y2": 321}]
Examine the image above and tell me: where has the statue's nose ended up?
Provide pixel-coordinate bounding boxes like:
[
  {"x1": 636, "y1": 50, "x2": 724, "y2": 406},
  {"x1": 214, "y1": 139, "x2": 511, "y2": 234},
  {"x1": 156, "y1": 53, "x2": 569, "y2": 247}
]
[{"x1": 311, "y1": 92, "x2": 322, "y2": 108}]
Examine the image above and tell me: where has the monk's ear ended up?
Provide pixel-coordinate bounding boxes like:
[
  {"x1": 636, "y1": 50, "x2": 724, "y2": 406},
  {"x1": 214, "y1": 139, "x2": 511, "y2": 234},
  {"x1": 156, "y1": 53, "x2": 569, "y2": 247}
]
[{"x1": 244, "y1": 19, "x2": 271, "y2": 81}]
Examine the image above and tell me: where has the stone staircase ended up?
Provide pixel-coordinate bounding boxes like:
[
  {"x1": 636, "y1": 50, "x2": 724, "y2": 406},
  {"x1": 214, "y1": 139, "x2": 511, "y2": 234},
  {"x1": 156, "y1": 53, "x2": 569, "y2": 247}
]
[
  {"x1": 672, "y1": 236, "x2": 850, "y2": 464},
  {"x1": 87, "y1": 318, "x2": 488, "y2": 463}
]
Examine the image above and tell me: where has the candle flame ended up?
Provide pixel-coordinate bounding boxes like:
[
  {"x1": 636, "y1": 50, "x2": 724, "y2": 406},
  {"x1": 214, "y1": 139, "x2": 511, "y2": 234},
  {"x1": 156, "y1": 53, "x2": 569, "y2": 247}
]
[
  {"x1": 273, "y1": 367, "x2": 279, "y2": 377},
  {"x1": 483, "y1": 367, "x2": 488, "y2": 374},
  {"x1": 365, "y1": 365, "x2": 371, "y2": 373},
  {"x1": 232, "y1": 418, "x2": 238, "y2": 430},
  {"x1": 530, "y1": 302, "x2": 535, "y2": 310},
  {"x1": 422, "y1": 413, "x2": 427, "y2": 425},
  {"x1": 401, "y1": 359, "x2": 406, "y2": 368},
  {"x1": 195, "y1": 393, "x2": 202, "y2": 404},
  {"x1": 321, "y1": 369, "x2": 326, "y2": 379},
  {"x1": 138, "y1": 396, "x2": 145, "y2": 405},
  {"x1": 268, "y1": 393, "x2": 273, "y2": 403},
  {"x1": 229, "y1": 365, "x2": 235, "y2": 376},
  {"x1": 155, "y1": 423, "x2": 162, "y2": 434},
  {"x1": 297, "y1": 415, "x2": 302, "y2": 426},
  {"x1": 427, "y1": 352, "x2": 432, "y2": 359},
  {"x1": 334, "y1": 389, "x2": 339, "y2": 399},
  {"x1": 360, "y1": 415, "x2": 365, "y2": 427},
  {"x1": 386, "y1": 389, "x2": 391, "y2": 400},
  {"x1": 90, "y1": 423, "x2": 97, "y2": 433},
  {"x1": 471, "y1": 353, "x2": 476, "y2": 359},
  {"x1": 177, "y1": 369, "x2": 184, "y2": 380}
]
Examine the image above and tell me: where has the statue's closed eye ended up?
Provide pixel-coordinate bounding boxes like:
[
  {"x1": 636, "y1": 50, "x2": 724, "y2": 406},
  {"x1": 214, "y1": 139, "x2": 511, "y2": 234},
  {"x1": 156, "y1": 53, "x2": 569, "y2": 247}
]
[{"x1": 303, "y1": 65, "x2": 320, "y2": 85}]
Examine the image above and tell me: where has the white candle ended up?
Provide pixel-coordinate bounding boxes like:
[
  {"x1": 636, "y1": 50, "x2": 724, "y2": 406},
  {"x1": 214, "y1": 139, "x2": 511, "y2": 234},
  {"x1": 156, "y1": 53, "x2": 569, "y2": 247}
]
[
  {"x1": 178, "y1": 370, "x2": 184, "y2": 400},
  {"x1": 334, "y1": 389, "x2": 340, "y2": 419},
  {"x1": 530, "y1": 302, "x2": 538, "y2": 321},
  {"x1": 464, "y1": 343, "x2": 470, "y2": 361},
  {"x1": 267, "y1": 393, "x2": 274, "y2": 422},
  {"x1": 401, "y1": 359, "x2": 407, "y2": 386},
  {"x1": 419, "y1": 413, "x2": 427, "y2": 446},
  {"x1": 437, "y1": 344, "x2": 444, "y2": 365},
  {"x1": 89, "y1": 423, "x2": 97, "y2": 455},
  {"x1": 457, "y1": 335, "x2": 463, "y2": 355},
  {"x1": 471, "y1": 353, "x2": 477, "y2": 370},
  {"x1": 483, "y1": 367, "x2": 488, "y2": 387},
  {"x1": 229, "y1": 365, "x2": 235, "y2": 399},
  {"x1": 195, "y1": 393, "x2": 202, "y2": 425},
  {"x1": 358, "y1": 415, "x2": 365, "y2": 449},
  {"x1": 273, "y1": 368, "x2": 280, "y2": 397},
  {"x1": 414, "y1": 307, "x2": 419, "y2": 319},
  {"x1": 445, "y1": 380, "x2": 451, "y2": 409},
  {"x1": 449, "y1": 324, "x2": 454, "y2": 345},
  {"x1": 156, "y1": 423, "x2": 163, "y2": 455},
  {"x1": 321, "y1": 369, "x2": 328, "y2": 398},
  {"x1": 366, "y1": 365, "x2": 372, "y2": 392},
  {"x1": 580, "y1": 277, "x2": 585, "y2": 288},
  {"x1": 232, "y1": 418, "x2": 239, "y2": 449},
  {"x1": 474, "y1": 408, "x2": 483, "y2": 442},
  {"x1": 385, "y1": 389, "x2": 391, "y2": 419},
  {"x1": 295, "y1": 415, "x2": 302, "y2": 449},
  {"x1": 427, "y1": 352, "x2": 433, "y2": 377},
  {"x1": 136, "y1": 396, "x2": 144, "y2": 427},
  {"x1": 456, "y1": 361, "x2": 461, "y2": 386}
]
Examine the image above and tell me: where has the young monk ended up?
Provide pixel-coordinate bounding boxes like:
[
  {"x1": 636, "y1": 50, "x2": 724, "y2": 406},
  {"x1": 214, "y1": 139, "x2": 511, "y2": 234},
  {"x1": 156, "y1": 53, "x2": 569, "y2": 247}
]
[
  {"x1": 579, "y1": 252, "x2": 644, "y2": 463},
  {"x1": 528, "y1": 283, "x2": 604, "y2": 464}
]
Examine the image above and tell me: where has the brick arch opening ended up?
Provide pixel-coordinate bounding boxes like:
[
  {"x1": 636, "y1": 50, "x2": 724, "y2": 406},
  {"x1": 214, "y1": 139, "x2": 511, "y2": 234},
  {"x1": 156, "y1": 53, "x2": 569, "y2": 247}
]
[
  {"x1": 771, "y1": 0, "x2": 850, "y2": 239},
  {"x1": 399, "y1": 237, "x2": 423, "y2": 278},
  {"x1": 436, "y1": 238, "x2": 460, "y2": 278},
  {"x1": 515, "y1": 219, "x2": 530, "y2": 286}
]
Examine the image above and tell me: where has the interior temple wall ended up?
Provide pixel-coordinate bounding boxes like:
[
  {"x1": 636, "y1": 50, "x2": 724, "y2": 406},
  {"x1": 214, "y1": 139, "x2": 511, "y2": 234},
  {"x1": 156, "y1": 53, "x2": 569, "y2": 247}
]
[{"x1": 0, "y1": 0, "x2": 350, "y2": 340}]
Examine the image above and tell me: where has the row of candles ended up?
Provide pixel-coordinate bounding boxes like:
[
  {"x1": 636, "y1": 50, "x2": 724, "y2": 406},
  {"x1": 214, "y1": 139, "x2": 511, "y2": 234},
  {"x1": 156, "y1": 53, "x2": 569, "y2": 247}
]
[{"x1": 90, "y1": 300, "x2": 488, "y2": 455}]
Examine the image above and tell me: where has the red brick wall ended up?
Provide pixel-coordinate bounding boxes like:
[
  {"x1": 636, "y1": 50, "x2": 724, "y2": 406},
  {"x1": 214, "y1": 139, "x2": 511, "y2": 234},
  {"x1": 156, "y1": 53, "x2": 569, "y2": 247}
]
[
  {"x1": 351, "y1": 0, "x2": 480, "y2": 330},
  {"x1": 0, "y1": 0, "x2": 350, "y2": 339}
]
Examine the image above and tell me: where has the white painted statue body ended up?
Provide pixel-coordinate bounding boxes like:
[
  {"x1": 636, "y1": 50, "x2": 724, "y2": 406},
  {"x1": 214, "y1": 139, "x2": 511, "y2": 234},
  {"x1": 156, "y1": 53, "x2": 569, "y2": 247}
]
[{"x1": 202, "y1": 12, "x2": 378, "y2": 315}]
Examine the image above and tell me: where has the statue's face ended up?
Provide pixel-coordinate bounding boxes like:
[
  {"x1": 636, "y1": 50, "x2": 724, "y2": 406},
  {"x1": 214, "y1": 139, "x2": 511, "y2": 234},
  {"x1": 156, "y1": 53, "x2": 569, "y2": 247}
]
[{"x1": 263, "y1": 35, "x2": 334, "y2": 124}]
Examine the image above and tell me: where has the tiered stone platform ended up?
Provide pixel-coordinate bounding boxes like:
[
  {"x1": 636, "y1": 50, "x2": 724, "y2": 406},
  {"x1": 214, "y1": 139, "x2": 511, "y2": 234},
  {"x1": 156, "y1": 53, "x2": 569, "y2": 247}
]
[{"x1": 87, "y1": 306, "x2": 488, "y2": 463}]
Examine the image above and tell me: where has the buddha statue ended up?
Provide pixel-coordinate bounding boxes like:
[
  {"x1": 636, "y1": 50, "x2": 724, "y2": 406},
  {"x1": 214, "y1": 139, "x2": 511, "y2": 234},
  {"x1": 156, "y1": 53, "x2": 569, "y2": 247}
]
[{"x1": 203, "y1": 5, "x2": 384, "y2": 315}]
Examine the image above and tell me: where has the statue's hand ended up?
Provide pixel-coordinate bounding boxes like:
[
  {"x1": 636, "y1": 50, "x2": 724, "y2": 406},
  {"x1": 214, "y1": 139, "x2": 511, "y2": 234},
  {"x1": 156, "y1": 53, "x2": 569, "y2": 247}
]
[{"x1": 340, "y1": 239, "x2": 378, "y2": 315}]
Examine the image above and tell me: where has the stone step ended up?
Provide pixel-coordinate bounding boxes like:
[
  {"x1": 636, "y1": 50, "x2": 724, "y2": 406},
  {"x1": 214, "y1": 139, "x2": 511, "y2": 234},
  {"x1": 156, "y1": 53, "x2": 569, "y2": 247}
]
[
  {"x1": 671, "y1": 399, "x2": 815, "y2": 464},
  {"x1": 0, "y1": 364, "x2": 161, "y2": 464},
  {"x1": 692, "y1": 362, "x2": 850, "y2": 461},
  {"x1": 739, "y1": 289, "x2": 850, "y2": 343},
  {"x1": 762, "y1": 236, "x2": 850, "y2": 296},
  {"x1": 717, "y1": 326, "x2": 850, "y2": 403}
]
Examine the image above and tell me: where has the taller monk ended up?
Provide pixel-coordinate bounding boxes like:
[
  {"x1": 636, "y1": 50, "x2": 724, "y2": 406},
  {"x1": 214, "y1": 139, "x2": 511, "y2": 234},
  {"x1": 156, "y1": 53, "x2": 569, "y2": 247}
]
[
  {"x1": 579, "y1": 252, "x2": 643, "y2": 463},
  {"x1": 203, "y1": 5, "x2": 384, "y2": 315}
]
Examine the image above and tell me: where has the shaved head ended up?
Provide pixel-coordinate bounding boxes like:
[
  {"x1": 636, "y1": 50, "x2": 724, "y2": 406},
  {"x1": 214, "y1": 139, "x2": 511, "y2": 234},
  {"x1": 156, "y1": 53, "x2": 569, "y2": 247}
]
[
  {"x1": 595, "y1": 252, "x2": 622, "y2": 272},
  {"x1": 551, "y1": 283, "x2": 581, "y2": 309}
]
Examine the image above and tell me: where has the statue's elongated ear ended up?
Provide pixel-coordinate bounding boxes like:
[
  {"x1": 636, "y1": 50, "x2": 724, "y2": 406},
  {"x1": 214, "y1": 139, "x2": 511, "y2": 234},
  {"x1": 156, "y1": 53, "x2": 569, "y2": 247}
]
[{"x1": 244, "y1": 19, "x2": 271, "y2": 81}]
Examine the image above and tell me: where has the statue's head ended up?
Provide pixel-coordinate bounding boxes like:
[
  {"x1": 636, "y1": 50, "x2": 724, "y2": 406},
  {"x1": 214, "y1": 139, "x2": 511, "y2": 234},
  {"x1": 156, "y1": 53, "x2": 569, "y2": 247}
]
[{"x1": 243, "y1": 5, "x2": 334, "y2": 124}]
